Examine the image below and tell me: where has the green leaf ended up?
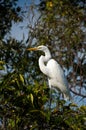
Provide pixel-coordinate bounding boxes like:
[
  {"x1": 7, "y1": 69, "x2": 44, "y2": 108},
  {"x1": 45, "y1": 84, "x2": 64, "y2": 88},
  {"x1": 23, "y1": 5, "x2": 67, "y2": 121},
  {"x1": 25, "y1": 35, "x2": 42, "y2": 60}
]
[
  {"x1": 0, "y1": 61, "x2": 5, "y2": 64},
  {"x1": 30, "y1": 93, "x2": 34, "y2": 104},
  {"x1": 19, "y1": 74, "x2": 24, "y2": 83},
  {"x1": 0, "y1": 65, "x2": 5, "y2": 70}
]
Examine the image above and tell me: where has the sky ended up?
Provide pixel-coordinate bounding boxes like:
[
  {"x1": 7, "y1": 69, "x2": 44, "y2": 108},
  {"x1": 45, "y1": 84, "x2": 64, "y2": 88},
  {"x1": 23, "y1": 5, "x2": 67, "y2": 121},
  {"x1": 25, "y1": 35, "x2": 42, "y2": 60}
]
[{"x1": 10, "y1": 0, "x2": 40, "y2": 41}]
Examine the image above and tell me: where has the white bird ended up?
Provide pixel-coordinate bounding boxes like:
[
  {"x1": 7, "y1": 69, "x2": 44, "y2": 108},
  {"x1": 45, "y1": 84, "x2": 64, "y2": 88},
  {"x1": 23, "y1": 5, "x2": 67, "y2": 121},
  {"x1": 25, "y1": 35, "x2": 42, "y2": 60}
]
[{"x1": 27, "y1": 45, "x2": 71, "y2": 100}]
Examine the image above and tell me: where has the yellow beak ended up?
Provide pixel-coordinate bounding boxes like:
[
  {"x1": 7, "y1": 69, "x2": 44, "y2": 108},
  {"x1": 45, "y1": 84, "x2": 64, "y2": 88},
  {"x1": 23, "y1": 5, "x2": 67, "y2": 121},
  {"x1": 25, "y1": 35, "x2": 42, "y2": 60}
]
[{"x1": 27, "y1": 47, "x2": 38, "y2": 51}]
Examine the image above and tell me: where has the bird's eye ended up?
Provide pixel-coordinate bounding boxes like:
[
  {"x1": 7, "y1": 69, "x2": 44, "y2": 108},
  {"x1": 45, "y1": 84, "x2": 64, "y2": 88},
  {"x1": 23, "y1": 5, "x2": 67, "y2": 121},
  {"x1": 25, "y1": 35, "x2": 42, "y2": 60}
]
[{"x1": 38, "y1": 46, "x2": 41, "y2": 50}]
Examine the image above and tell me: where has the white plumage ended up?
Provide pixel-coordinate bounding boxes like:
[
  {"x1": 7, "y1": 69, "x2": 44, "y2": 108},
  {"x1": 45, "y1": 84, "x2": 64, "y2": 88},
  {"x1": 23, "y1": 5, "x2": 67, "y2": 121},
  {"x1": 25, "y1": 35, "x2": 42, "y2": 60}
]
[{"x1": 27, "y1": 45, "x2": 71, "y2": 100}]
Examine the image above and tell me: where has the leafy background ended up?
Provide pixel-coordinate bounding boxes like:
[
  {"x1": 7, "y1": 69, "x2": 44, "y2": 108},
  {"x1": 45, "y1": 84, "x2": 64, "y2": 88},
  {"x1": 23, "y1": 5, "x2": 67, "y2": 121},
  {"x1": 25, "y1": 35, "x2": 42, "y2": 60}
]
[{"x1": 0, "y1": 0, "x2": 86, "y2": 129}]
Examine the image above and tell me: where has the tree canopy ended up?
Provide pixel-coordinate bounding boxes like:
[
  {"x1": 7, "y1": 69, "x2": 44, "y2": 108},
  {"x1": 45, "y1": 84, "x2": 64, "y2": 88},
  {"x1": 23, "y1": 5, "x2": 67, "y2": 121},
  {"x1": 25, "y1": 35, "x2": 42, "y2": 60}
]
[
  {"x1": 0, "y1": 0, "x2": 86, "y2": 129},
  {"x1": 0, "y1": 0, "x2": 22, "y2": 39}
]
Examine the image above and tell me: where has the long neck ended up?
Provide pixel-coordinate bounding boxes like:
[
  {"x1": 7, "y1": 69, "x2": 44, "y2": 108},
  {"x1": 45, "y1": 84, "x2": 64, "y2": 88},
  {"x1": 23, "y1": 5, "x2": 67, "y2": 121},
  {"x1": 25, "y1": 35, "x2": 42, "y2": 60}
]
[
  {"x1": 43, "y1": 48, "x2": 51, "y2": 62},
  {"x1": 38, "y1": 48, "x2": 51, "y2": 76}
]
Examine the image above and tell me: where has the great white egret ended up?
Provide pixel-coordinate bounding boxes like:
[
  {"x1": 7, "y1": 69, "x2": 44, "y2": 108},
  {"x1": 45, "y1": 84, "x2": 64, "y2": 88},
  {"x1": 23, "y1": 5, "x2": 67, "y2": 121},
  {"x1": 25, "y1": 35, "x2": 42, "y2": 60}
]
[{"x1": 27, "y1": 45, "x2": 71, "y2": 100}]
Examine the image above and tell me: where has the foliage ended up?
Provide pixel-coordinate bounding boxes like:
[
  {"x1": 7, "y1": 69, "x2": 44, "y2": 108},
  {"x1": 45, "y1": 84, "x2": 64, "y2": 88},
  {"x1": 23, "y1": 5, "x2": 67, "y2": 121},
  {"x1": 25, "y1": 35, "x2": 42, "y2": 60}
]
[
  {"x1": 0, "y1": 69, "x2": 86, "y2": 130},
  {"x1": 0, "y1": 0, "x2": 86, "y2": 129},
  {"x1": 0, "y1": 0, "x2": 22, "y2": 39},
  {"x1": 0, "y1": 57, "x2": 86, "y2": 129}
]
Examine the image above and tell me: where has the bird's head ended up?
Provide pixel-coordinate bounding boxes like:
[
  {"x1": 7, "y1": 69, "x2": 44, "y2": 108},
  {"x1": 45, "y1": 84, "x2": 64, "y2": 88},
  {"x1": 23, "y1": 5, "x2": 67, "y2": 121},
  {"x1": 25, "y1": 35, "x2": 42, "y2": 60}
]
[
  {"x1": 27, "y1": 45, "x2": 48, "y2": 52},
  {"x1": 27, "y1": 45, "x2": 51, "y2": 60},
  {"x1": 27, "y1": 45, "x2": 51, "y2": 62}
]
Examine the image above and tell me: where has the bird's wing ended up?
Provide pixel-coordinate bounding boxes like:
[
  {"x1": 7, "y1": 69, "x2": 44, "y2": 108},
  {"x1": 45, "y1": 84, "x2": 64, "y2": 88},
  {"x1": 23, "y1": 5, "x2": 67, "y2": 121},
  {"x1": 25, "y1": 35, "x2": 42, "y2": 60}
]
[
  {"x1": 47, "y1": 59, "x2": 71, "y2": 100},
  {"x1": 46, "y1": 59, "x2": 68, "y2": 87}
]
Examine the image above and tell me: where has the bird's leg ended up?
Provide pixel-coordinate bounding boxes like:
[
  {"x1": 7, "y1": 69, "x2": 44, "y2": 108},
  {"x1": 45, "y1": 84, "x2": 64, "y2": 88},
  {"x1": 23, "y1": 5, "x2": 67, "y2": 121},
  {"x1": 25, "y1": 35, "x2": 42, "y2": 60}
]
[
  {"x1": 48, "y1": 80, "x2": 52, "y2": 110},
  {"x1": 49, "y1": 88, "x2": 52, "y2": 110},
  {"x1": 50, "y1": 87, "x2": 61, "y2": 107}
]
